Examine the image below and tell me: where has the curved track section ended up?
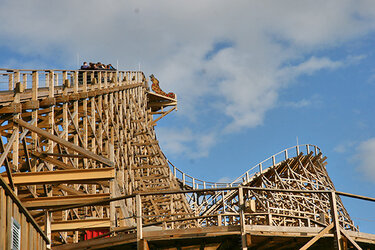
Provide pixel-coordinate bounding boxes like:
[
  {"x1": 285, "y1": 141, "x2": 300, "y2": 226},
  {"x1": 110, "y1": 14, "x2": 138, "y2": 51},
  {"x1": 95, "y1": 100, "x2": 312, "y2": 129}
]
[{"x1": 169, "y1": 145, "x2": 357, "y2": 231}]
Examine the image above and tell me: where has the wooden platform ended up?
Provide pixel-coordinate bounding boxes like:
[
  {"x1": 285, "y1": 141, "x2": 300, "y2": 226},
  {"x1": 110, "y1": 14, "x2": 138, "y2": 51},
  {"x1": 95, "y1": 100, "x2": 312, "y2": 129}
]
[{"x1": 52, "y1": 225, "x2": 375, "y2": 250}]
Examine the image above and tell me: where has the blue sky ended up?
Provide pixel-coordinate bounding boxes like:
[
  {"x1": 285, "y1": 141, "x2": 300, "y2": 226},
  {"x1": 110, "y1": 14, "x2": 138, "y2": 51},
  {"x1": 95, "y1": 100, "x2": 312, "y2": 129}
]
[{"x1": 0, "y1": 0, "x2": 374, "y2": 233}]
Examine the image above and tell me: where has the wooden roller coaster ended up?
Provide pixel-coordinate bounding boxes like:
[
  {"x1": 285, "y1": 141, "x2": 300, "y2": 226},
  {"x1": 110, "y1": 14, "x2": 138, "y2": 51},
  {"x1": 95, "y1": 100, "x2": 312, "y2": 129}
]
[{"x1": 0, "y1": 68, "x2": 374, "y2": 250}]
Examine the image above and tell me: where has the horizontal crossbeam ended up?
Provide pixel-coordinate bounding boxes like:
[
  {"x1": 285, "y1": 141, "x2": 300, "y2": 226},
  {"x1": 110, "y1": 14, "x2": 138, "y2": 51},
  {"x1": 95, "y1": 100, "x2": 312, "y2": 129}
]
[
  {"x1": 1, "y1": 168, "x2": 115, "y2": 185},
  {"x1": 21, "y1": 193, "x2": 110, "y2": 209},
  {"x1": 51, "y1": 218, "x2": 110, "y2": 232}
]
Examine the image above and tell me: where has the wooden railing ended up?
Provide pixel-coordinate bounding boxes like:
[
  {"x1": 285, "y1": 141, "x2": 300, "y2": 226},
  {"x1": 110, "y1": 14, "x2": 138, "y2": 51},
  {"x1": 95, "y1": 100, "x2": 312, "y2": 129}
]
[
  {"x1": 51, "y1": 187, "x2": 374, "y2": 249},
  {"x1": 169, "y1": 144, "x2": 321, "y2": 190},
  {"x1": 0, "y1": 68, "x2": 148, "y2": 105}
]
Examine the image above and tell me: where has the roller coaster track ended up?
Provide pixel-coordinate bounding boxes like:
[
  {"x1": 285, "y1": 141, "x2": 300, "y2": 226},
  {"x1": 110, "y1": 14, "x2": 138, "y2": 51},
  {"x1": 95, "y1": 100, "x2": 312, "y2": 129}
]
[
  {"x1": 169, "y1": 144, "x2": 356, "y2": 231},
  {"x1": 0, "y1": 68, "x2": 374, "y2": 250}
]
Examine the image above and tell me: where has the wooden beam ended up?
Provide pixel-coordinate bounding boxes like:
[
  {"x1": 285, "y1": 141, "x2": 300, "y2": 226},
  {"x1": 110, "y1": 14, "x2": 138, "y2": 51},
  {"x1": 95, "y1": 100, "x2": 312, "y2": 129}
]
[
  {"x1": 330, "y1": 192, "x2": 342, "y2": 250},
  {"x1": 13, "y1": 118, "x2": 114, "y2": 167},
  {"x1": 57, "y1": 184, "x2": 85, "y2": 196},
  {"x1": 21, "y1": 193, "x2": 110, "y2": 209},
  {"x1": 1, "y1": 167, "x2": 115, "y2": 185},
  {"x1": 150, "y1": 106, "x2": 176, "y2": 126},
  {"x1": 300, "y1": 223, "x2": 334, "y2": 250},
  {"x1": 336, "y1": 191, "x2": 375, "y2": 203},
  {"x1": 51, "y1": 218, "x2": 110, "y2": 232},
  {"x1": 0, "y1": 128, "x2": 18, "y2": 170},
  {"x1": 0, "y1": 134, "x2": 15, "y2": 190},
  {"x1": 31, "y1": 151, "x2": 74, "y2": 170},
  {"x1": 340, "y1": 229, "x2": 362, "y2": 250}
]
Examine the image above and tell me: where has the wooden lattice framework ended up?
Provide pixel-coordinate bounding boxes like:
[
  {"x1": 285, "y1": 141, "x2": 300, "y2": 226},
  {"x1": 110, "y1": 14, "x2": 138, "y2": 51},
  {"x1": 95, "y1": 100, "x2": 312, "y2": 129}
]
[
  {"x1": 0, "y1": 68, "x2": 191, "y2": 247},
  {"x1": 0, "y1": 68, "x2": 374, "y2": 250}
]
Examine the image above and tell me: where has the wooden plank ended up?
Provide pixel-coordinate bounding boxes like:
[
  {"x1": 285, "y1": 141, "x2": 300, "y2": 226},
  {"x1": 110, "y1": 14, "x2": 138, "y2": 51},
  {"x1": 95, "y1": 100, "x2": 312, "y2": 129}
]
[
  {"x1": 1, "y1": 167, "x2": 115, "y2": 185},
  {"x1": 13, "y1": 118, "x2": 114, "y2": 167},
  {"x1": 51, "y1": 218, "x2": 110, "y2": 232},
  {"x1": 21, "y1": 193, "x2": 110, "y2": 209},
  {"x1": 51, "y1": 231, "x2": 137, "y2": 250}
]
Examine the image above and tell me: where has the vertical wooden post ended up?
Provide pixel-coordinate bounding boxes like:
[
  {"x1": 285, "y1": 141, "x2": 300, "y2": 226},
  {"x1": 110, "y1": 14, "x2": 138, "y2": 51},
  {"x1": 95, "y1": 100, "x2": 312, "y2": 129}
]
[
  {"x1": 8, "y1": 72, "x2": 13, "y2": 91},
  {"x1": 136, "y1": 194, "x2": 143, "y2": 248},
  {"x1": 73, "y1": 71, "x2": 79, "y2": 243},
  {"x1": 109, "y1": 144, "x2": 116, "y2": 231},
  {"x1": 46, "y1": 71, "x2": 54, "y2": 246},
  {"x1": 218, "y1": 214, "x2": 222, "y2": 226},
  {"x1": 170, "y1": 195, "x2": 175, "y2": 229},
  {"x1": 31, "y1": 71, "x2": 38, "y2": 198},
  {"x1": 31, "y1": 71, "x2": 38, "y2": 152},
  {"x1": 238, "y1": 187, "x2": 247, "y2": 250},
  {"x1": 13, "y1": 71, "x2": 20, "y2": 176},
  {"x1": 110, "y1": 179, "x2": 116, "y2": 231},
  {"x1": 330, "y1": 191, "x2": 342, "y2": 250},
  {"x1": 6, "y1": 196, "x2": 12, "y2": 250},
  {"x1": 0, "y1": 188, "x2": 6, "y2": 250},
  {"x1": 45, "y1": 211, "x2": 51, "y2": 249},
  {"x1": 48, "y1": 71, "x2": 54, "y2": 168},
  {"x1": 22, "y1": 73, "x2": 27, "y2": 90}
]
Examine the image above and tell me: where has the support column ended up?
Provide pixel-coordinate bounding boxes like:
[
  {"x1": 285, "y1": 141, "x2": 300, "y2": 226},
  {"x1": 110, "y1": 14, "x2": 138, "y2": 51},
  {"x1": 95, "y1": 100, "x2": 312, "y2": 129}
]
[
  {"x1": 136, "y1": 194, "x2": 143, "y2": 249},
  {"x1": 239, "y1": 187, "x2": 247, "y2": 250},
  {"x1": 330, "y1": 191, "x2": 342, "y2": 250}
]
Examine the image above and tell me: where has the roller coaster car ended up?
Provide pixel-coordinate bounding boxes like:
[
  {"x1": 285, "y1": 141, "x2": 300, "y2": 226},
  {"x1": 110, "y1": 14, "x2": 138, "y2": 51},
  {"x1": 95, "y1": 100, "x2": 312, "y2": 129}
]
[{"x1": 150, "y1": 74, "x2": 176, "y2": 99}]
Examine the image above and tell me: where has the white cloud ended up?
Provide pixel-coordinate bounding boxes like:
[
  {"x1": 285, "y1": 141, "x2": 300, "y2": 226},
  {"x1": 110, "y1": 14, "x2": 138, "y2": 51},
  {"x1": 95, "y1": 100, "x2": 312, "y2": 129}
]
[
  {"x1": 283, "y1": 95, "x2": 322, "y2": 109},
  {"x1": 355, "y1": 138, "x2": 375, "y2": 180},
  {"x1": 1, "y1": 0, "x2": 375, "y2": 157},
  {"x1": 334, "y1": 141, "x2": 356, "y2": 154},
  {"x1": 217, "y1": 177, "x2": 232, "y2": 183},
  {"x1": 287, "y1": 56, "x2": 343, "y2": 76},
  {"x1": 156, "y1": 127, "x2": 217, "y2": 159}
]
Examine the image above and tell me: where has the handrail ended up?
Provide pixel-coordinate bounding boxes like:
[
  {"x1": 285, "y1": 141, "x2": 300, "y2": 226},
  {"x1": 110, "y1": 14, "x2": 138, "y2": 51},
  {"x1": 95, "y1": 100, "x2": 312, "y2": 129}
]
[
  {"x1": 0, "y1": 68, "x2": 147, "y2": 94},
  {"x1": 168, "y1": 144, "x2": 321, "y2": 190}
]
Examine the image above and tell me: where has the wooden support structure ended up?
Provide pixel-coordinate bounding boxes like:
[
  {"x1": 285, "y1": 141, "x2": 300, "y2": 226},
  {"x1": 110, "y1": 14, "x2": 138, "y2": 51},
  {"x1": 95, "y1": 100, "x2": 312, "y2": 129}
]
[{"x1": 0, "y1": 68, "x2": 373, "y2": 250}]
